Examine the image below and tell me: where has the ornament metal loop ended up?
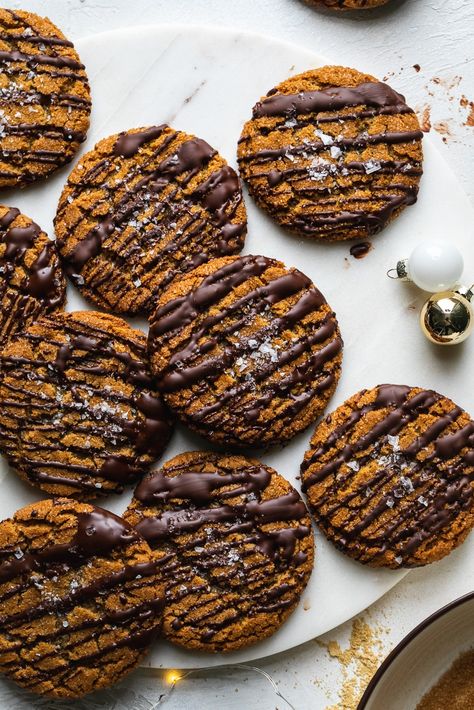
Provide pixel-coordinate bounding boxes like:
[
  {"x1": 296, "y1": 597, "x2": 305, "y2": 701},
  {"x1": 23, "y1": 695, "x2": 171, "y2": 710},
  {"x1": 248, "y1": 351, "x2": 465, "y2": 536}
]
[{"x1": 386, "y1": 259, "x2": 409, "y2": 281}]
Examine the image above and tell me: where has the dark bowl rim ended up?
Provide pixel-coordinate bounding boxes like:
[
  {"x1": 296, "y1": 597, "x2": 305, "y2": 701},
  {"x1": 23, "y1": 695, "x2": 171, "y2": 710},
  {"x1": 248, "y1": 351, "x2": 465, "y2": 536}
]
[{"x1": 357, "y1": 590, "x2": 474, "y2": 709}]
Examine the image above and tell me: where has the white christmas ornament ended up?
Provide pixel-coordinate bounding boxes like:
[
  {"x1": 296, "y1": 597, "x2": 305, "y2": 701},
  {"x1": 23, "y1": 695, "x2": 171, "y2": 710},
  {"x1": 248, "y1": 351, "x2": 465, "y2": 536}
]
[{"x1": 389, "y1": 239, "x2": 464, "y2": 292}]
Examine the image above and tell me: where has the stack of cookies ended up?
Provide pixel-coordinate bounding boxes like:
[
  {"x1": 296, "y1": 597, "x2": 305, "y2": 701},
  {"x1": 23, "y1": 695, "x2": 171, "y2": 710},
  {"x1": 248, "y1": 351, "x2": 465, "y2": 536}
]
[{"x1": 0, "y1": 8, "x2": 473, "y2": 702}]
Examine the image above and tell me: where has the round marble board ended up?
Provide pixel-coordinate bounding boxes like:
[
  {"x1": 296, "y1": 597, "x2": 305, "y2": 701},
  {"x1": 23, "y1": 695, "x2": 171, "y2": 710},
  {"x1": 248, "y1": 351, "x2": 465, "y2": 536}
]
[{"x1": 1, "y1": 25, "x2": 474, "y2": 670}]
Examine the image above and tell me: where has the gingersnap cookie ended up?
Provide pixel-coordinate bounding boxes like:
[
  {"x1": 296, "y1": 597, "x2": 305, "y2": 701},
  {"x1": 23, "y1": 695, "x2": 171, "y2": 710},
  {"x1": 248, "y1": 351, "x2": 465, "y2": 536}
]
[
  {"x1": 0, "y1": 498, "x2": 165, "y2": 698},
  {"x1": 55, "y1": 125, "x2": 247, "y2": 316},
  {"x1": 237, "y1": 66, "x2": 423, "y2": 241},
  {"x1": 147, "y1": 254, "x2": 343, "y2": 448},
  {"x1": 301, "y1": 384, "x2": 474, "y2": 568},
  {"x1": 124, "y1": 451, "x2": 314, "y2": 652},
  {"x1": 0, "y1": 310, "x2": 173, "y2": 499},
  {"x1": 0, "y1": 9, "x2": 91, "y2": 188},
  {"x1": 305, "y1": 0, "x2": 389, "y2": 9},
  {"x1": 0, "y1": 204, "x2": 66, "y2": 347}
]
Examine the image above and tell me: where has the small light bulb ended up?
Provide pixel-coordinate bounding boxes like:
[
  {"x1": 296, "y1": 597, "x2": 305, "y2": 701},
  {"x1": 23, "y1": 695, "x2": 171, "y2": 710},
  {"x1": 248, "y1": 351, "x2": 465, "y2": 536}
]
[
  {"x1": 407, "y1": 240, "x2": 464, "y2": 292},
  {"x1": 165, "y1": 670, "x2": 181, "y2": 685}
]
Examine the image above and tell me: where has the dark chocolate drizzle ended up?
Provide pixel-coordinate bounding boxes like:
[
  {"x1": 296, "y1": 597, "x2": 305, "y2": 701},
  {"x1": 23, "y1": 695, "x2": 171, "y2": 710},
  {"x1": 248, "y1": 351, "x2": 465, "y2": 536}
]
[
  {"x1": 114, "y1": 125, "x2": 166, "y2": 158},
  {"x1": 148, "y1": 254, "x2": 342, "y2": 447},
  {"x1": 0, "y1": 313, "x2": 172, "y2": 496},
  {"x1": 0, "y1": 508, "x2": 138, "y2": 585},
  {"x1": 56, "y1": 127, "x2": 246, "y2": 315},
  {"x1": 0, "y1": 48, "x2": 83, "y2": 70},
  {"x1": 0, "y1": 503, "x2": 163, "y2": 692},
  {"x1": 128, "y1": 456, "x2": 312, "y2": 646},
  {"x1": 25, "y1": 243, "x2": 63, "y2": 305},
  {"x1": 301, "y1": 384, "x2": 474, "y2": 566},
  {"x1": 238, "y1": 78, "x2": 423, "y2": 239},
  {"x1": 253, "y1": 81, "x2": 412, "y2": 118},
  {"x1": 3, "y1": 220, "x2": 41, "y2": 258},
  {"x1": 350, "y1": 241, "x2": 372, "y2": 259},
  {"x1": 0, "y1": 206, "x2": 20, "y2": 228}
]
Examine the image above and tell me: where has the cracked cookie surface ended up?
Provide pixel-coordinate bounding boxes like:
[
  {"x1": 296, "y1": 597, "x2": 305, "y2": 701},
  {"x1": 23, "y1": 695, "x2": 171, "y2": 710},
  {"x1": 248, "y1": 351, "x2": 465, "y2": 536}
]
[
  {"x1": 238, "y1": 65, "x2": 422, "y2": 241},
  {"x1": 0, "y1": 204, "x2": 65, "y2": 347},
  {"x1": 124, "y1": 451, "x2": 314, "y2": 652},
  {"x1": 0, "y1": 498, "x2": 165, "y2": 698},
  {"x1": 305, "y1": 0, "x2": 390, "y2": 9},
  {"x1": 0, "y1": 310, "x2": 173, "y2": 499},
  {"x1": 0, "y1": 9, "x2": 90, "y2": 188},
  {"x1": 55, "y1": 125, "x2": 247, "y2": 315},
  {"x1": 301, "y1": 384, "x2": 474, "y2": 568},
  {"x1": 147, "y1": 254, "x2": 343, "y2": 448}
]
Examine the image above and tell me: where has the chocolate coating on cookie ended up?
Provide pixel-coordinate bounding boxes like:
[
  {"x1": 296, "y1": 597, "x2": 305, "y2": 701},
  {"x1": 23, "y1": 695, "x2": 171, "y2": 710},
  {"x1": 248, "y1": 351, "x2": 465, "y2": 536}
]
[
  {"x1": 0, "y1": 9, "x2": 90, "y2": 188},
  {"x1": 301, "y1": 384, "x2": 474, "y2": 567},
  {"x1": 0, "y1": 310, "x2": 173, "y2": 499},
  {"x1": 124, "y1": 451, "x2": 314, "y2": 652},
  {"x1": 0, "y1": 204, "x2": 65, "y2": 346},
  {"x1": 55, "y1": 125, "x2": 247, "y2": 315},
  {"x1": 238, "y1": 66, "x2": 423, "y2": 241},
  {"x1": 0, "y1": 498, "x2": 165, "y2": 698},
  {"x1": 147, "y1": 254, "x2": 343, "y2": 447},
  {"x1": 305, "y1": 0, "x2": 390, "y2": 9}
]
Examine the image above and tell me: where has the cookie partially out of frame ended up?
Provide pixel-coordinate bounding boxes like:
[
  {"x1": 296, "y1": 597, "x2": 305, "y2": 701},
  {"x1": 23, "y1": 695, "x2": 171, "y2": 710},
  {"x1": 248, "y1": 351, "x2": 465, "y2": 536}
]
[
  {"x1": 55, "y1": 125, "x2": 247, "y2": 315},
  {"x1": 301, "y1": 384, "x2": 474, "y2": 568},
  {"x1": 238, "y1": 65, "x2": 422, "y2": 241},
  {"x1": 0, "y1": 9, "x2": 91, "y2": 188},
  {"x1": 0, "y1": 310, "x2": 173, "y2": 499},
  {"x1": 305, "y1": 0, "x2": 390, "y2": 10},
  {"x1": 0, "y1": 498, "x2": 165, "y2": 698},
  {"x1": 147, "y1": 254, "x2": 343, "y2": 448},
  {"x1": 0, "y1": 204, "x2": 65, "y2": 347},
  {"x1": 124, "y1": 451, "x2": 314, "y2": 652}
]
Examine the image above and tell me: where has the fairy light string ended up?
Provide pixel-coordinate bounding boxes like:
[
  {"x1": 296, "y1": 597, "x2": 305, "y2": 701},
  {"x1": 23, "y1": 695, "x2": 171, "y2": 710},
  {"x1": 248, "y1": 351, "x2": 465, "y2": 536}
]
[{"x1": 152, "y1": 664, "x2": 296, "y2": 709}]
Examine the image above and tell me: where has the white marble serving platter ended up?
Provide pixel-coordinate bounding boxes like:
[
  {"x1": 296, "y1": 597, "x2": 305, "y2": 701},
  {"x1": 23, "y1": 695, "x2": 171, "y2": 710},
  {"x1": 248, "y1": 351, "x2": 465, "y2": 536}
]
[{"x1": 1, "y1": 24, "x2": 473, "y2": 670}]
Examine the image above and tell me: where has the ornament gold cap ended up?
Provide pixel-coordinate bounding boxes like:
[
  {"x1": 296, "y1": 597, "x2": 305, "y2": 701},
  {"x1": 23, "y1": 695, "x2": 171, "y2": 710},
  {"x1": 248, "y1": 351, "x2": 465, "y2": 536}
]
[{"x1": 456, "y1": 284, "x2": 474, "y2": 302}]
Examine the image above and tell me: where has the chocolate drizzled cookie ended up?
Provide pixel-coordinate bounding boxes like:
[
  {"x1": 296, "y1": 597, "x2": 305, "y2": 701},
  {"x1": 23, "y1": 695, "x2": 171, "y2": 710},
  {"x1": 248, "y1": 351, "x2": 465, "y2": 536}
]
[
  {"x1": 301, "y1": 384, "x2": 474, "y2": 568},
  {"x1": 124, "y1": 451, "x2": 314, "y2": 652},
  {"x1": 238, "y1": 66, "x2": 423, "y2": 241},
  {"x1": 0, "y1": 9, "x2": 91, "y2": 188},
  {"x1": 0, "y1": 204, "x2": 65, "y2": 346},
  {"x1": 305, "y1": 0, "x2": 390, "y2": 9},
  {"x1": 0, "y1": 498, "x2": 165, "y2": 698},
  {"x1": 55, "y1": 125, "x2": 247, "y2": 315},
  {"x1": 0, "y1": 311, "x2": 173, "y2": 499},
  {"x1": 147, "y1": 254, "x2": 343, "y2": 447}
]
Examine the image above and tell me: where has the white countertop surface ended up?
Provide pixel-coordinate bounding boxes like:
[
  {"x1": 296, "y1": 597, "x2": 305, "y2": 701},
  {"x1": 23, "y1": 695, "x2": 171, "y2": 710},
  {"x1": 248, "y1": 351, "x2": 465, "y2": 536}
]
[{"x1": 1, "y1": 1, "x2": 473, "y2": 708}]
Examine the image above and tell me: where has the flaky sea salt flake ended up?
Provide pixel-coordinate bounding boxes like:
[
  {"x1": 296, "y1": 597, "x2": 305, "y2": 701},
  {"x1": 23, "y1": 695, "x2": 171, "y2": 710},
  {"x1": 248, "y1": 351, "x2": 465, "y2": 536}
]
[
  {"x1": 400, "y1": 476, "x2": 414, "y2": 493},
  {"x1": 315, "y1": 128, "x2": 333, "y2": 146},
  {"x1": 364, "y1": 160, "x2": 382, "y2": 174},
  {"x1": 387, "y1": 434, "x2": 400, "y2": 451}
]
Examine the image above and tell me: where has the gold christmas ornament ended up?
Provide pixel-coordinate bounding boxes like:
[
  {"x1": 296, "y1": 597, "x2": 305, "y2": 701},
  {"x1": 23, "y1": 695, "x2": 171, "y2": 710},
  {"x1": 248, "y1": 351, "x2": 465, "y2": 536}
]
[{"x1": 420, "y1": 286, "x2": 474, "y2": 345}]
